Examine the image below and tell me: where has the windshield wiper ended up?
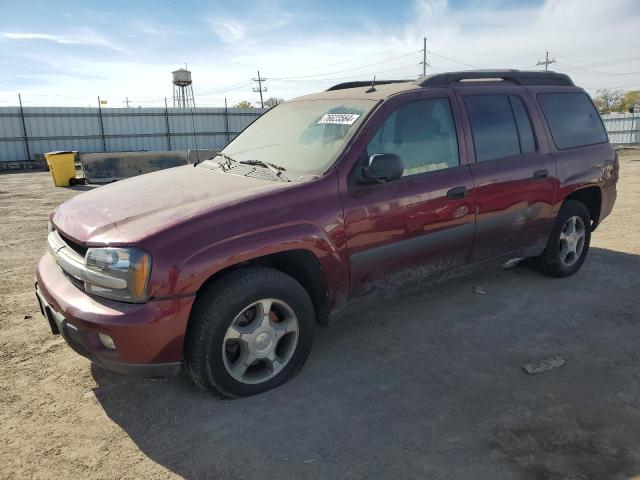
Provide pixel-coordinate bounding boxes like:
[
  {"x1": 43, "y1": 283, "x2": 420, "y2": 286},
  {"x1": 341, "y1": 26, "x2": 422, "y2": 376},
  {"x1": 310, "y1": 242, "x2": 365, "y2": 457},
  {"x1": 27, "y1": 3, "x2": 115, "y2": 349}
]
[
  {"x1": 212, "y1": 152, "x2": 239, "y2": 171},
  {"x1": 238, "y1": 159, "x2": 289, "y2": 182}
]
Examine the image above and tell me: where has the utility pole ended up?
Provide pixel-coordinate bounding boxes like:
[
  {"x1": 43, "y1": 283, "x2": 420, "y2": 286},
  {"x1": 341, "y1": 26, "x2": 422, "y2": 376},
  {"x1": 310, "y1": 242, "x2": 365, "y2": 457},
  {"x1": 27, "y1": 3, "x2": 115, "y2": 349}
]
[
  {"x1": 18, "y1": 94, "x2": 31, "y2": 161},
  {"x1": 537, "y1": 51, "x2": 556, "y2": 71},
  {"x1": 97, "y1": 96, "x2": 107, "y2": 152},
  {"x1": 420, "y1": 36, "x2": 429, "y2": 76},
  {"x1": 252, "y1": 70, "x2": 267, "y2": 108},
  {"x1": 122, "y1": 96, "x2": 131, "y2": 108}
]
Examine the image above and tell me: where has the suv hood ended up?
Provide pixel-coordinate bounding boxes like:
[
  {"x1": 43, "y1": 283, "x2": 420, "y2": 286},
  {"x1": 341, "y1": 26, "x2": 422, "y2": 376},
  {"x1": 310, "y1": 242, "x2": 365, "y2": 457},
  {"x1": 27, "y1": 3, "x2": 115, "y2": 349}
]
[{"x1": 52, "y1": 165, "x2": 288, "y2": 244}]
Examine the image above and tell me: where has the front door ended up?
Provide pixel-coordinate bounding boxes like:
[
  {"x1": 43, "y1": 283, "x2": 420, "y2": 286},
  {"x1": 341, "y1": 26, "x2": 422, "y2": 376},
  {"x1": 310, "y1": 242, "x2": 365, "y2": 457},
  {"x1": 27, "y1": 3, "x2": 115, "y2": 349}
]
[{"x1": 338, "y1": 93, "x2": 476, "y2": 299}]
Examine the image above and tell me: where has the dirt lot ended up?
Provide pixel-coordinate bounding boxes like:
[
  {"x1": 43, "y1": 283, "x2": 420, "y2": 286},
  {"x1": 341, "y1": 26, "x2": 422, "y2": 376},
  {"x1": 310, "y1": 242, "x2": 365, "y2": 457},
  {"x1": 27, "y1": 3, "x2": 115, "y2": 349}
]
[{"x1": 1, "y1": 151, "x2": 639, "y2": 480}]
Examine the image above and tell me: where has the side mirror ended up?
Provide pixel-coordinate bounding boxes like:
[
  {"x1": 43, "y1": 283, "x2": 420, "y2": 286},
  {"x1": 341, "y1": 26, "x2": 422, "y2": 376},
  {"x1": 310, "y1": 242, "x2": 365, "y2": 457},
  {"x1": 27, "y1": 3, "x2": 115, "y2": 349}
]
[{"x1": 361, "y1": 153, "x2": 404, "y2": 184}]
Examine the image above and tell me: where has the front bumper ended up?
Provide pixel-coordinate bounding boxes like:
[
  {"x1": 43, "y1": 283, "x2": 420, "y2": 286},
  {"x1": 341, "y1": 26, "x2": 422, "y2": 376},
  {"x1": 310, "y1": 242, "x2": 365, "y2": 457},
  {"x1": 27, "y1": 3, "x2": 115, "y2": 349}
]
[{"x1": 36, "y1": 252, "x2": 195, "y2": 377}]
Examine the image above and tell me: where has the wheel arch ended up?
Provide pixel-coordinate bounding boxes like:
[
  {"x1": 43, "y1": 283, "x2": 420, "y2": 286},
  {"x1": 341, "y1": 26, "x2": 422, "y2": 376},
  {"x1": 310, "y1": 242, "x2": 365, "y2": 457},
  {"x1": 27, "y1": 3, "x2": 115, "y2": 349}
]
[
  {"x1": 194, "y1": 249, "x2": 331, "y2": 327},
  {"x1": 564, "y1": 186, "x2": 602, "y2": 230}
]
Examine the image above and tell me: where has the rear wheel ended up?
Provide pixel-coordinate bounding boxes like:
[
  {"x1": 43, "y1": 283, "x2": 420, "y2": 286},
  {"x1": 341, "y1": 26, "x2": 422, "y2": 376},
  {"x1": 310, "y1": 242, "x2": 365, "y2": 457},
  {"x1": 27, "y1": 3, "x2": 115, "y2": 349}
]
[
  {"x1": 538, "y1": 199, "x2": 591, "y2": 277},
  {"x1": 185, "y1": 267, "x2": 315, "y2": 397}
]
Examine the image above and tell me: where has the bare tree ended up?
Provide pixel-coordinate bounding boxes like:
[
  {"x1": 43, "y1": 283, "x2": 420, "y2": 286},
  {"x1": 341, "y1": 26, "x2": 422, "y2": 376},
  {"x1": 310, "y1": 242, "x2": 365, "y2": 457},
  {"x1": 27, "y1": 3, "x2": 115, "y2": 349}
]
[
  {"x1": 593, "y1": 89, "x2": 624, "y2": 113},
  {"x1": 263, "y1": 97, "x2": 284, "y2": 108}
]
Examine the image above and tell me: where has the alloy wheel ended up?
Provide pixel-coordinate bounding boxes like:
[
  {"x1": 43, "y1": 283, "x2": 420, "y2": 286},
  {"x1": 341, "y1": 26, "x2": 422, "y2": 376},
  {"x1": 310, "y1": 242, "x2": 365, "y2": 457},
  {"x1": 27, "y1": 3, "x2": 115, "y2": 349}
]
[
  {"x1": 558, "y1": 215, "x2": 586, "y2": 267},
  {"x1": 222, "y1": 299, "x2": 299, "y2": 384}
]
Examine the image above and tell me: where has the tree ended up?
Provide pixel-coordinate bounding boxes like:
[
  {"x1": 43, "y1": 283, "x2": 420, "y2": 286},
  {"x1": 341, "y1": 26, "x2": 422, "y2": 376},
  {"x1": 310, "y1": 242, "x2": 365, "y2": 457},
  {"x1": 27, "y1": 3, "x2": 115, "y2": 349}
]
[
  {"x1": 621, "y1": 90, "x2": 640, "y2": 113},
  {"x1": 592, "y1": 89, "x2": 624, "y2": 113},
  {"x1": 234, "y1": 100, "x2": 253, "y2": 108},
  {"x1": 263, "y1": 97, "x2": 284, "y2": 108}
]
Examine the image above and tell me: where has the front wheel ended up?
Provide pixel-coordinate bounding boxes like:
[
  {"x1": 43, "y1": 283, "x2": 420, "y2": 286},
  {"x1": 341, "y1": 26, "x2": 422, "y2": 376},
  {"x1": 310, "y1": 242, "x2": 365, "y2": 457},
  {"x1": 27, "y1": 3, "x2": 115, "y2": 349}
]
[
  {"x1": 538, "y1": 199, "x2": 591, "y2": 278},
  {"x1": 184, "y1": 267, "x2": 315, "y2": 397}
]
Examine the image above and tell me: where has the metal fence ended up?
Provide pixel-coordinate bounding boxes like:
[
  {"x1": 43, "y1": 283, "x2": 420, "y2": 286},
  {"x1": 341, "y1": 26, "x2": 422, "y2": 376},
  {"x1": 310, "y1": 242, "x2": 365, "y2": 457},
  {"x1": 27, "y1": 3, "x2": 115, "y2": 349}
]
[
  {"x1": 1, "y1": 106, "x2": 637, "y2": 163},
  {"x1": 601, "y1": 112, "x2": 640, "y2": 146},
  {"x1": 0, "y1": 106, "x2": 267, "y2": 163}
]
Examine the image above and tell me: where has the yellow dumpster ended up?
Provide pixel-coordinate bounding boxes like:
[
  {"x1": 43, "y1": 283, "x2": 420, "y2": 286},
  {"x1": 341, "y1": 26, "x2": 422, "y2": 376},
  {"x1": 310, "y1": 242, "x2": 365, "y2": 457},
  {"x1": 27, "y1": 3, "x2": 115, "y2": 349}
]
[{"x1": 45, "y1": 151, "x2": 77, "y2": 187}]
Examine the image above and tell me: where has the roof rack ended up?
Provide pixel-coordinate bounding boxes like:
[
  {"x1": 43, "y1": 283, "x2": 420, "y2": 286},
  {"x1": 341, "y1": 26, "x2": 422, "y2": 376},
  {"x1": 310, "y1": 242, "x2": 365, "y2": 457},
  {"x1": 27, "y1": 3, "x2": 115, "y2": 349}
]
[
  {"x1": 415, "y1": 70, "x2": 574, "y2": 87},
  {"x1": 326, "y1": 80, "x2": 412, "y2": 91}
]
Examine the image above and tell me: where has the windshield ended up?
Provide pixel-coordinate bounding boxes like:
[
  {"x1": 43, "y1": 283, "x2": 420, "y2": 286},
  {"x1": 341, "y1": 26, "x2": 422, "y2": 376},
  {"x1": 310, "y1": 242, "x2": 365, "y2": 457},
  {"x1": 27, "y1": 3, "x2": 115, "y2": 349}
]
[{"x1": 201, "y1": 99, "x2": 377, "y2": 177}]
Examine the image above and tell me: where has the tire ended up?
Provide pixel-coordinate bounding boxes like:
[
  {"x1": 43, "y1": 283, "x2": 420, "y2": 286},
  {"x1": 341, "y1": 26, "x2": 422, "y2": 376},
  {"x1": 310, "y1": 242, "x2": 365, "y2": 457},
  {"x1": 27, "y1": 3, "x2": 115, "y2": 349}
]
[
  {"x1": 184, "y1": 267, "x2": 315, "y2": 397},
  {"x1": 538, "y1": 199, "x2": 592, "y2": 278}
]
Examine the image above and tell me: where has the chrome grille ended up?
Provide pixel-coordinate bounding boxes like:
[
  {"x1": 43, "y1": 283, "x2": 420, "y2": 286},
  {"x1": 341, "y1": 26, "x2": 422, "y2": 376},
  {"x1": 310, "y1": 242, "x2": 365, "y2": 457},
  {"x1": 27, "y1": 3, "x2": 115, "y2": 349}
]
[{"x1": 47, "y1": 231, "x2": 127, "y2": 290}]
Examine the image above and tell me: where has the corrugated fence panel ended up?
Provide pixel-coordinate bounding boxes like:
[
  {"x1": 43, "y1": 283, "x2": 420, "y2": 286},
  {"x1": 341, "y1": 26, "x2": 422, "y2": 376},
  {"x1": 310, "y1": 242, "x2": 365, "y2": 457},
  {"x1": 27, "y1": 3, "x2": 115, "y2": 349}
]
[
  {"x1": 601, "y1": 113, "x2": 640, "y2": 146},
  {"x1": 103, "y1": 108, "x2": 169, "y2": 152},
  {"x1": 0, "y1": 107, "x2": 26, "y2": 161},
  {"x1": 0, "y1": 106, "x2": 267, "y2": 162}
]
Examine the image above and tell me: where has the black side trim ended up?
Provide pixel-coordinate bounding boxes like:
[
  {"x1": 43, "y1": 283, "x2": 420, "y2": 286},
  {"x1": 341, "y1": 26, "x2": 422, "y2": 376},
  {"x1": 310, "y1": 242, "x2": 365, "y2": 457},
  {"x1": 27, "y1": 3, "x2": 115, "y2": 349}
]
[{"x1": 350, "y1": 222, "x2": 475, "y2": 267}]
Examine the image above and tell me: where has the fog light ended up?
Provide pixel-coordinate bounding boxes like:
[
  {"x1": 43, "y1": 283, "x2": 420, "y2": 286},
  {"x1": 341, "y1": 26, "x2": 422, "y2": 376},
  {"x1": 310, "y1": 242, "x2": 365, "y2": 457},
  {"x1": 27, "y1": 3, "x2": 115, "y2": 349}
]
[{"x1": 98, "y1": 333, "x2": 116, "y2": 350}]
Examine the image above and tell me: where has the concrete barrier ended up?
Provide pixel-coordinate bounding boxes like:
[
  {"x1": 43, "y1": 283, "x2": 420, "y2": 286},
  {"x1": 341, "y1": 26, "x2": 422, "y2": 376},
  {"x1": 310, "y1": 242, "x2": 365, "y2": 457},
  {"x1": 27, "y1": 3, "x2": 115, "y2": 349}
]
[
  {"x1": 187, "y1": 149, "x2": 219, "y2": 163},
  {"x1": 80, "y1": 151, "x2": 189, "y2": 184}
]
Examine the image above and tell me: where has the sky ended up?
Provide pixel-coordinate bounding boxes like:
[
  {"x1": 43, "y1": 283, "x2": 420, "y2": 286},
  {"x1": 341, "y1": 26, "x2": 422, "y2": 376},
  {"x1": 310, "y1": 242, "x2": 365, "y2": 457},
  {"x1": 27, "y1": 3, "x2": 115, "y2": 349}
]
[{"x1": 0, "y1": 0, "x2": 639, "y2": 108}]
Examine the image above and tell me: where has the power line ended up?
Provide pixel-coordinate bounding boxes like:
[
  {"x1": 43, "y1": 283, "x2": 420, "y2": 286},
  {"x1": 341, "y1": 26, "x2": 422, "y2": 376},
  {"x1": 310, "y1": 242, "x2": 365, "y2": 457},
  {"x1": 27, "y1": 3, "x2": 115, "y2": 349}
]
[
  {"x1": 275, "y1": 44, "x2": 417, "y2": 74},
  {"x1": 427, "y1": 38, "x2": 540, "y2": 58},
  {"x1": 427, "y1": 50, "x2": 483, "y2": 69},
  {"x1": 270, "y1": 63, "x2": 420, "y2": 85},
  {"x1": 272, "y1": 50, "x2": 421, "y2": 80},
  {"x1": 552, "y1": 54, "x2": 640, "y2": 71},
  {"x1": 554, "y1": 61, "x2": 640, "y2": 76}
]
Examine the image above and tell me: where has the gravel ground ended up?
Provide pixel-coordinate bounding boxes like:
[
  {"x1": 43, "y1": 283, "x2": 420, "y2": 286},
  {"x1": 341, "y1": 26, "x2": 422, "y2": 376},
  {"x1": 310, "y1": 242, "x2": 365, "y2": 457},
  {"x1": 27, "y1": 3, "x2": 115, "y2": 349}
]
[{"x1": 1, "y1": 151, "x2": 639, "y2": 480}]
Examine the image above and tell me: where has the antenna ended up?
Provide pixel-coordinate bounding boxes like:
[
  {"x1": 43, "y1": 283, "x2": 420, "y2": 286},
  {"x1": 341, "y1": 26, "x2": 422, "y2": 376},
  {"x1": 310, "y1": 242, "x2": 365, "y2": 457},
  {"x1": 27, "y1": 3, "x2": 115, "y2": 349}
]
[{"x1": 366, "y1": 76, "x2": 377, "y2": 93}]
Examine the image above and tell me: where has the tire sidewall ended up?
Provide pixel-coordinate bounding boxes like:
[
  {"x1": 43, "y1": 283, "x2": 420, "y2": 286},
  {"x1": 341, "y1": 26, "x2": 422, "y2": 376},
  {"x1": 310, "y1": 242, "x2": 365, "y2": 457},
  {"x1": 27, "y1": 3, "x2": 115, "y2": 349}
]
[
  {"x1": 201, "y1": 273, "x2": 315, "y2": 397},
  {"x1": 545, "y1": 200, "x2": 592, "y2": 277}
]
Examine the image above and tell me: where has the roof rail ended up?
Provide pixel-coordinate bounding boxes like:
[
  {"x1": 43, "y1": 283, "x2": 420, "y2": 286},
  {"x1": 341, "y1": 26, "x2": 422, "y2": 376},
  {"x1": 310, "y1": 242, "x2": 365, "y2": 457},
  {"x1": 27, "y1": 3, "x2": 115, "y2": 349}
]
[
  {"x1": 326, "y1": 80, "x2": 412, "y2": 91},
  {"x1": 415, "y1": 70, "x2": 574, "y2": 87}
]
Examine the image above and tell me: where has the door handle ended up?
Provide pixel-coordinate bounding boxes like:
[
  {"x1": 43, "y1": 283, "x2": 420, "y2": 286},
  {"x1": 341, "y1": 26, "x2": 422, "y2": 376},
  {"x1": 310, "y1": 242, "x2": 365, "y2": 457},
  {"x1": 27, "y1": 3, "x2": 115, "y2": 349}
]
[
  {"x1": 446, "y1": 186, "x2": 468, "y2": 200},
  {"x1": 533, "y1": 169, "x2": 548, "y2": 180}
]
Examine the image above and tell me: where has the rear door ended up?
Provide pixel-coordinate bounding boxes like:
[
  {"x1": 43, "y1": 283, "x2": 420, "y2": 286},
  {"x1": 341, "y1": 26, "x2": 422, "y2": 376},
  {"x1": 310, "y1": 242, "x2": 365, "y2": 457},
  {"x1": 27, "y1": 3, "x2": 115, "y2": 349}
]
[
  {"x1": 337, "y1": 91, "x2": 476, "y2": 298},
  {"x1": 456, "y1": 87, "x2": 557, "y2": 262}
]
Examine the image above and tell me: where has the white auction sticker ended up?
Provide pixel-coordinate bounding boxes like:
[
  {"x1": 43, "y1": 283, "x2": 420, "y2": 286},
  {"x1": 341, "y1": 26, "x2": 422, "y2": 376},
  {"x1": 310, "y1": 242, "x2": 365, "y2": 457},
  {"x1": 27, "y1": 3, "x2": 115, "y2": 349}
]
[{"x1": 317, "y1": 113, "x2": 361, "y2": 125}]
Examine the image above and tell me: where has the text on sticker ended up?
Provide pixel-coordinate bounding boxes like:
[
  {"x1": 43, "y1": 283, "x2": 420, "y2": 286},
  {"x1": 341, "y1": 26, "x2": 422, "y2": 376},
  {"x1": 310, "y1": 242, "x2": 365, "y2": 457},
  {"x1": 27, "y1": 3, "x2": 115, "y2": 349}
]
[{"x1": 317, "y1": 113, "x2": 361, "y2": 125}]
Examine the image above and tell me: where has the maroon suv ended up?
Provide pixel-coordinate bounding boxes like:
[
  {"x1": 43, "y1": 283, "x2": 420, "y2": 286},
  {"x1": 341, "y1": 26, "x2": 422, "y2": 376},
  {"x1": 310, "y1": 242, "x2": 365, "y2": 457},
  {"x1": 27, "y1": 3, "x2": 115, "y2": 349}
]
[{"x1": 36, "y1": 70, "x2": 618, "y2": 397}]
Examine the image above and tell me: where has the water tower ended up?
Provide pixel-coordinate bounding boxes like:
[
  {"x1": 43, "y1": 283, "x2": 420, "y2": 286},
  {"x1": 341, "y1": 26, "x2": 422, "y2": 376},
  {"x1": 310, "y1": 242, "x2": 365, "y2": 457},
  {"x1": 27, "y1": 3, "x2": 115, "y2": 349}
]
[{"x1": 172, "y1": 68, "x2": 195, "y2": 108}]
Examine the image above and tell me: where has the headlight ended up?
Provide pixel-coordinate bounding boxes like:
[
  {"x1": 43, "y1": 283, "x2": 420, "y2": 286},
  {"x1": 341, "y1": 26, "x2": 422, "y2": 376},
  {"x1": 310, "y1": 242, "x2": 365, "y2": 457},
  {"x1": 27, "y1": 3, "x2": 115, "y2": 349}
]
[{"x1": 84, "y1": 247, "x2": 152, "y2": 302}]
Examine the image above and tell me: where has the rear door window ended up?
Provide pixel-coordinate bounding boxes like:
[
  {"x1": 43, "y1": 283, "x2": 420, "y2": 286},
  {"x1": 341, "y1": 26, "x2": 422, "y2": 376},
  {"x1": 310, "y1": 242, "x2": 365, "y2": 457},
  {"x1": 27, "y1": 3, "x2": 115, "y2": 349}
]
[
  {"x1": 464, "y1": 94, "x2": 521, "y2": 162},
  {"x1": 510, "y1": 95, "x2": 536, "y2": 154},
  {"x1": 537, "y1": 92, "x2": 608, "y2": 149}
]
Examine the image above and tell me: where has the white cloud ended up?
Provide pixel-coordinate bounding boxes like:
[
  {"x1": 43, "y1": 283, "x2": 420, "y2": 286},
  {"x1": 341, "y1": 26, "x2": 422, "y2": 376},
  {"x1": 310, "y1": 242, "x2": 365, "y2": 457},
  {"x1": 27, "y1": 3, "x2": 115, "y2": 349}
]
[
  {"x1": 207, "y1": 18, "x2": 247, "y2": 44},
  {"x1": 1, "y1": 30, "x2": 126, "y2": 53}
]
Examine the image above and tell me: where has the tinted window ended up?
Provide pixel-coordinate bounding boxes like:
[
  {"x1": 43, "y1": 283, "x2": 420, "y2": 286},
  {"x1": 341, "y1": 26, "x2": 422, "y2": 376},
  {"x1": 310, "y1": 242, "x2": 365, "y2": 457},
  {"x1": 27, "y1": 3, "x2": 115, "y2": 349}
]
[
  {"x1": 465, "y1": 95, "x2": 520, "y2": 162},
  {"x1": 367, "y1": 98, "x2": 459, "y2": 176},
  {"x1": 538, "y1": 92, "x2": 608, "y2": 149},
  {"x1": 510, "y1": 95, "x2": 536, "y2": 154}
]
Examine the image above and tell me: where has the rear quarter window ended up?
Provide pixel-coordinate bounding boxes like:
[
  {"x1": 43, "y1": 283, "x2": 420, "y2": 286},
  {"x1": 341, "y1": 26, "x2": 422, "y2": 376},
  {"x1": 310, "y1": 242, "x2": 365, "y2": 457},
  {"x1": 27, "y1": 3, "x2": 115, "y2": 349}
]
[{"x1": 537, "y1": 92, "x2": 608, "y2": 150}]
